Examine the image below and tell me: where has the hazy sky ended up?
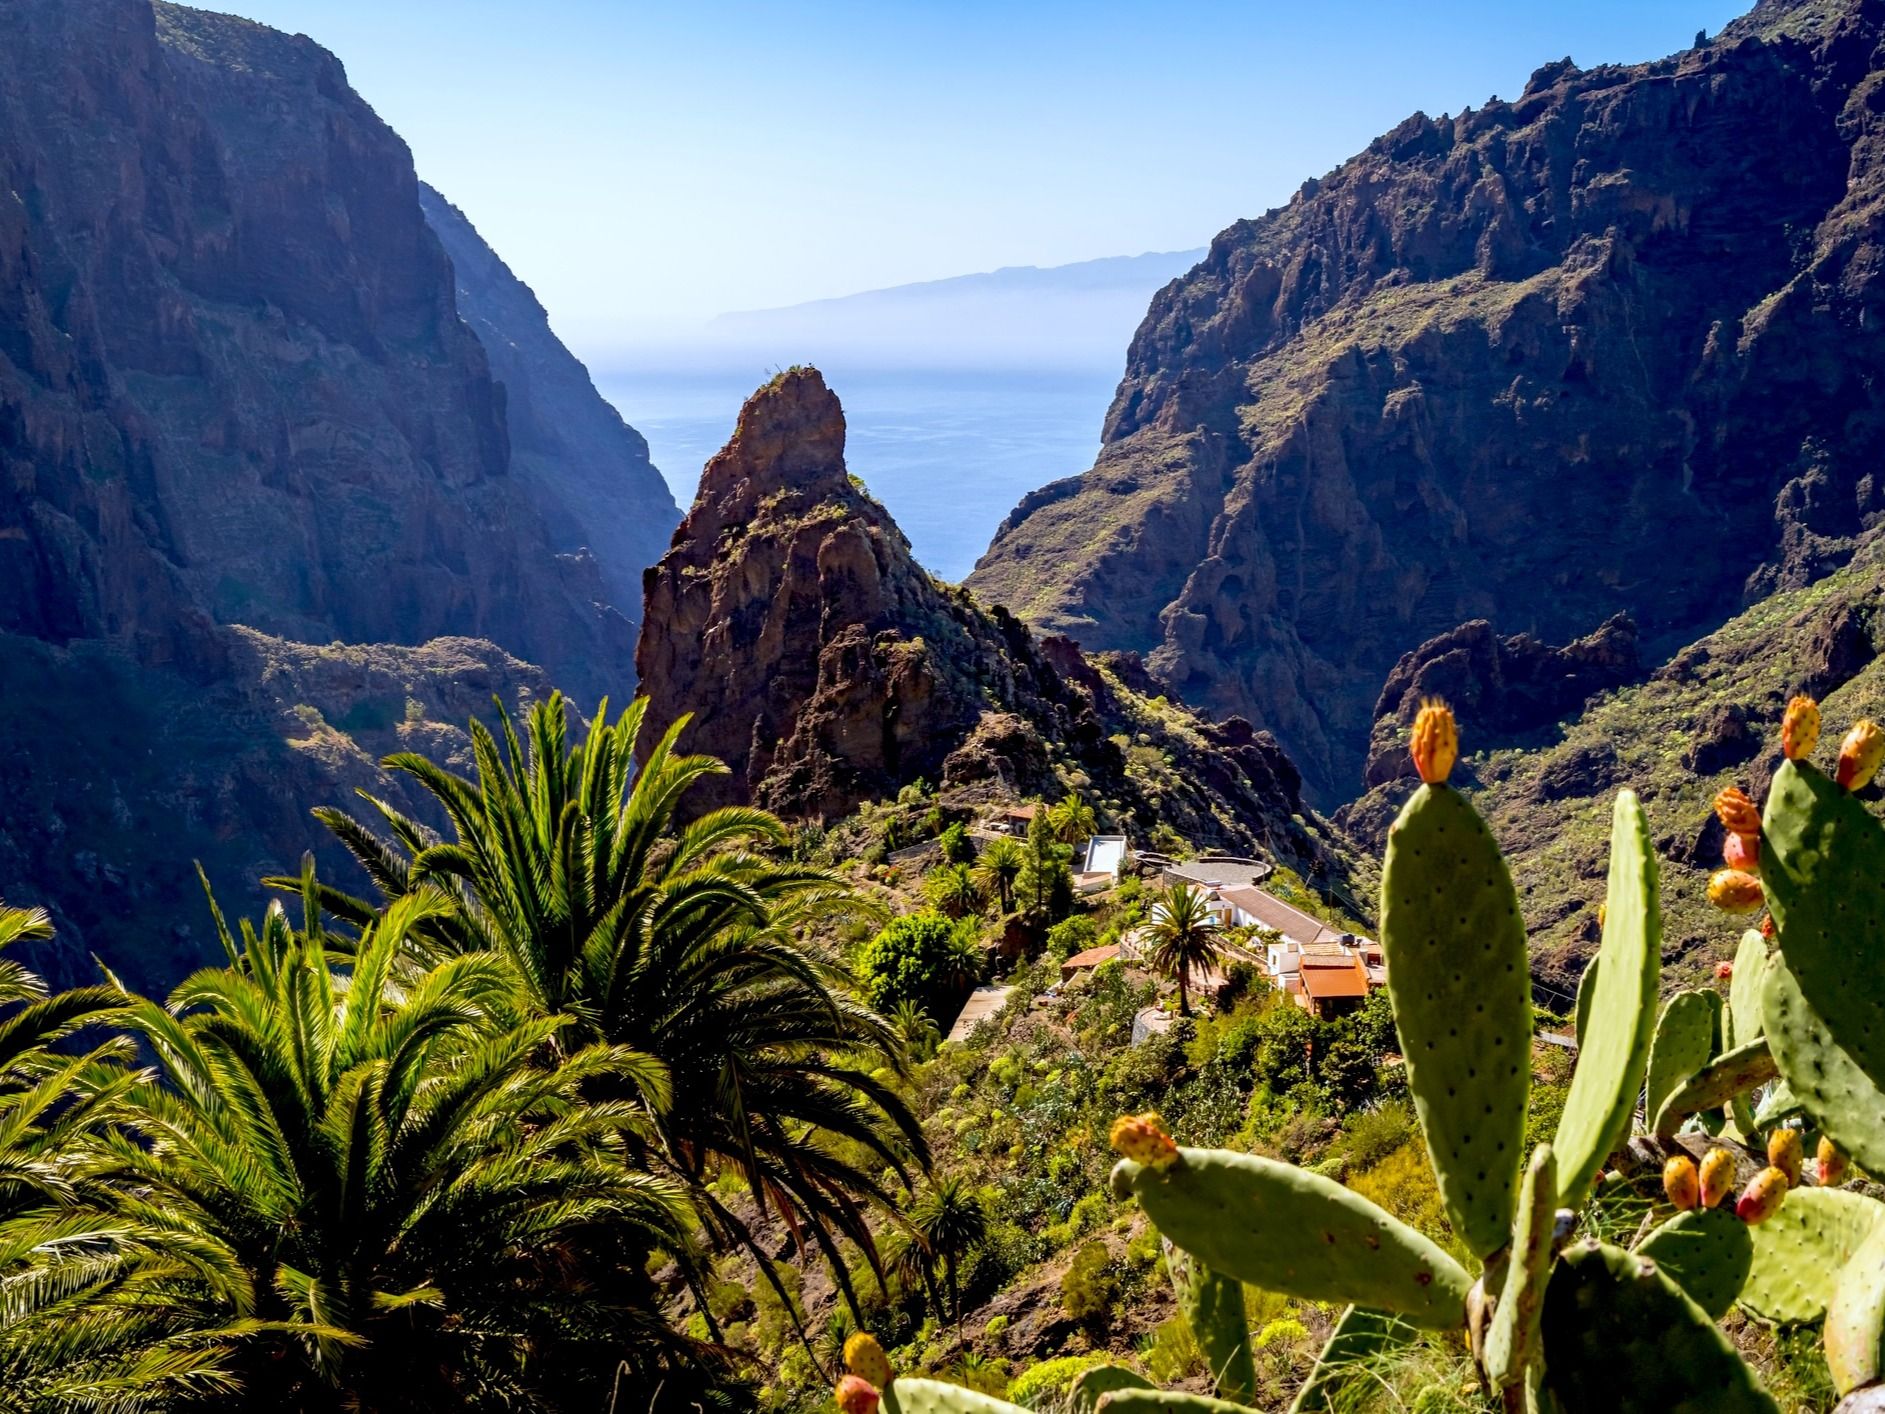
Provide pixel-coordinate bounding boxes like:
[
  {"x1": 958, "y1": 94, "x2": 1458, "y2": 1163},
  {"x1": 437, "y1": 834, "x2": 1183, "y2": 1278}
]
[{"x1": 219, "y1": 1, "x2": 1745, "y2": 347}]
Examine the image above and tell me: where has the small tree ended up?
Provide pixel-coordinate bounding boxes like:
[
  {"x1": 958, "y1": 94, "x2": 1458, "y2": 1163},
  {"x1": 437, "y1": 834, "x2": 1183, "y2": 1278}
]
[
  {"x1": 910, "y1": 1174, "x2": 988, "y2": 1332},
  {"x1": 1144, "y1": 881, "x2": 1222, "y2": 1016},
  {"x1": 938, "y1": 821, "x2": 975, "y2": 865},
  {"x1": 1047, "y1": 791, "x2": 1097, "y2": 845},
  {"x1": 925, "y1": 862, "x2": 985, "y2": 919},
  {"x1": 1017, "y1": 812, "x2": 1074, "y2": 923},
  {"x1": 975, "y1": 836, "x2": 1025, "y2": 913},
  {"x1": 855, "y1": 911, "x2": 981, "y2": 1017}
]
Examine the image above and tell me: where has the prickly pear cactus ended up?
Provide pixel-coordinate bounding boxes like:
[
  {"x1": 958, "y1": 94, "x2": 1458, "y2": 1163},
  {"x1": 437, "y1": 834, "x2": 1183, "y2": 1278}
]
[
  {"x1": 1764, "y1": 952, "x2": 1885, "y2": 1174},
  {"x1": 1573, "y1": 955, "x2": 1599, "y2": 1050},
  {"x1": 1728, "y1": 929, "x2": 1769, "y2": 1050},
  {"x1": 1742, "y1": 1187, "x2": 1885, "y2": 1325},
  {"x1": 1635, "y1": 1207, "x2": 1753, "y2": 1319},
  {"x1": 881, "y1": 1379, "x2": 1027, "y2": 1414},
  {"x1": 1645, "y1": 990, "x2": 1719, "y2": 1139},
  {"x1": 1485, "y1": 1144, "x2": 1557, "y2": 1387},
  {"x1": 1089, "y1": 1394, "x2": 1249, "y2": 1413},
  {"x1": 1068, "y1": 1365, "x2": 1155, "y2": 1414},
  {"x1": 1289, "y1": 1307, "x2": 1413, "y2": 1414},
  {"x1": 1651, "y1": 1035, "x2": 1778, "y2": 1136},
  {"x1": 1760, "y1": 759, "x2": 1885, "y2": 1087},
  {"x1": 1379, "y1": 778, "x2": 1531, "y2": 1260},
  {"x1": 1553, "y1": 790, "x2": 1661, "y2": 1202},
  {"x1": 1539, "y1": 1240, "x2": 1780, "y2": 1413},
  {"x1": 1109, "y1": 1147, "x2": 1471, "y2": 1328},
  {"x1": 1163, "y1": 1241, "x2": 1254, "y2": 1404},
  {"x1": 1826, "y1": 1221, "x2": 1885, "y2": 1396}
]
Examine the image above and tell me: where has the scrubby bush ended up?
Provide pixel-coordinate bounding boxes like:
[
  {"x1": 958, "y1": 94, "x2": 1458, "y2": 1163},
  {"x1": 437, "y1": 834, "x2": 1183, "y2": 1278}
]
[
  {"x1": 939, "y1": 820, "x2": 975, "y2": 865},
  {"x1": 1060, "y1": 1240, "x2": 1118, "y2": 1321},
  {"x1": 854, "y1": 910, "x2": 981, "y2": 1017},
  {"x1": 1045, "y1": 913, "x2": 1098, "y2": 961},
  {"x1": 1008, "y1": 1353, "x2": 1112, "y2": 1408}
]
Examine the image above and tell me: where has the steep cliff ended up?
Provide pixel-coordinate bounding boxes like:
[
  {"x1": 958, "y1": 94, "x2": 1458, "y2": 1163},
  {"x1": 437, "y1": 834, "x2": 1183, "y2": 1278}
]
[
  {"x1": 0, "y1": 0, "x2": 658, "y2": 988},
  {"x1": 970, "y1": 0, "x2": 1885, "y2": 803},
  {"x1": 636, "y1": 368, "x2": 1356, "y2": 880},
  {"x1": 420, "y1": 183, "x2": 678, "y2": 614}
]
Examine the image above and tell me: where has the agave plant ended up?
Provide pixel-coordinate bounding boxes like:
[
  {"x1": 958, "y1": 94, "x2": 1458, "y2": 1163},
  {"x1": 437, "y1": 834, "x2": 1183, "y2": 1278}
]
[
  {"x1": 40, "y1": 873, "x2": 703, "y2": 1411},
  {"x1": 286, "y1": 694, "x2": 929, "y2": 1333}
]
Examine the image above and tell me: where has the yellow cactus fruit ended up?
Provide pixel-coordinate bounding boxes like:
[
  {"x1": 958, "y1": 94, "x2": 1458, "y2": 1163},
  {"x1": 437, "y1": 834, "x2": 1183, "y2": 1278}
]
[
  {"x1": 1782, "y1": 695, "x2": 1821, "y2": 762},
  {"x1": 1410, "y1": 698, "x2": 1459, "y2": 785},
  {"x1": 1713, "y1": 785, "x2": 1762, "y2": 839},
  {"x1": 1663, "y1": 1154, "x2": 1701, "y2": 1211},
  {"x1": 1767, "y1": 1128, "x2": 1803, "y2": 1187},
  {"x1": 1818, "y1": 1136, "x2": 1848, "y2": 1187},
  {"x1": 1736, "y1": 1167, "x2": 1789, "y2": 1225},
  {"x1": 1707, "y1": 869, "x2": 1764, "y2": 914},
  {"x1": 1597, "y1": 903, "x2": 1607, "y2": 930},
  {"x1": 843, "y1": 1333, "x2": 892, "y2": 1388},
  {"x1": 836, "y1": 1375, "x2": 881, "y2": 1414},
  {"x1": 1700, "y1": 1147, "x2": 1736, "y2": 1209},
  {"x1": 1836, "y1": 719, "x2": 1885, "y2": 791},
  {"x1": 1109, "y1": 1111, "x2": 1178, "y2": 1169}
]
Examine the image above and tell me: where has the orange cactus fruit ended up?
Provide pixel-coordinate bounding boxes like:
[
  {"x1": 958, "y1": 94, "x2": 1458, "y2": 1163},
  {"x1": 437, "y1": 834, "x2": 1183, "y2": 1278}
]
[
  {"x1": 1836, "y1": 719, "x2": 1885, "y2": 791},
  {"x1": 843, "y1": 1333, "x2": 892, "y2": 1388},
  {"x1": 1722, "y1": 830, "x2": 1761, "y2": 875},
  {"x1": 1715, "y1": 961, "x2": 1734, "y2": 981},
  {"x1": 1707, "y1": 869, "x2": 1764, "y2": 914},
  {"x1": 1818, "y1": 1136, "x2": 1848, "y2": 1187},
  {"x1": 837, "y1": 1376, "x2": 880, "y2": 1414},
  {"x1": 1736, "y1": 1167, "x2": 1789, "y2": 1225},
  {"x1": 1782, "y1": 696, "x2": 1821, "y2": 762},
  {"x1": 1700, "y1": 1147, "x2": 1736, "y2": 1209},
  {"x1": 1410, "y1": 699, "x2": 1459, "y2": 785},
  {"x1": 1713, "y1": 786, "x2": 1762, "y2": 839},
  {"x1": 1768, "y1": 1129, "x2": 1804, "y2": 1187},
  {"x1": 1761, "y1": 912, "x2": 1777, "y2": 939},
  {"x1": 1109, "y1": 1111, "x2": 1179, "y2": 1169},
  {"x1": 1663, "y1": 1154, "x2": 1701, "y2": 1211}
]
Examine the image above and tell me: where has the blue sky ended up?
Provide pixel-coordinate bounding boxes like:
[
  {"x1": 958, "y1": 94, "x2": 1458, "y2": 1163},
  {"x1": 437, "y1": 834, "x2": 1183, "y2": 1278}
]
[{"x1": 219, "y1": 1, "x2": 1746, "y2": 346}]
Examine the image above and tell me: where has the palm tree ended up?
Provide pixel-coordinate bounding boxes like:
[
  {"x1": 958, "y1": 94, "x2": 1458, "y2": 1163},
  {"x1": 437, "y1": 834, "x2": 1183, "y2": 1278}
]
[
  {"x1": 285, "y1": 694, "x2": 928, "y2": 1330},
  {"x1": 973, "y1": 837, "x2": 1025, "y2": 914},
  {"x1": 888, "y1": 999, "x2": 941, "y2": 1062},
  {"x1": 924, "y1": 862, "x2": 985, "y2": 920},
  {"x1": 1145, "y1": 882, "x2": 1222, "y2": 1017},
  {"x1": 908, "y1": 1173, "x2": 987, "y2": 1333},
  {"x1": 59, "y1": 873, "x2": 705, "y2": 1409},
  {"x1": 1047, "y1": 791, "x2": 1097, "y2": 846}
]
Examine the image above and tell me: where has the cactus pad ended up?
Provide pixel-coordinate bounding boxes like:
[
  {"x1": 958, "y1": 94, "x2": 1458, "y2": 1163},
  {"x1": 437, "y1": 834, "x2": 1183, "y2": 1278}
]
[
  {"x1": 1554, "y1": 791, "x2": 1662, "y2": 1203},
  {"x1": 1646, "y1": 991, "x2": 1720, "y2": 1138},
  {"x1": 1485, "y1": 1144, "x2": 1558, "y2": 1387},
  {"x1": 1574, "y1": 956, "x2": 1599, "y2": 1050},
  {"x1": 1289, "y1": 1307, "x2": 1414, "y2": 1414},
  {"x1": 1380, "y1": 782, "x2": 1531, "y2": 1259},
  {"x1": 1729, "y1": 929, "x2": 1770, "y2": 1050},
  {"x1": 1111, "y1": 1148, "x2": 1471, "y2": 1328},
  {"x1": 1764, "y1": 953, "x2": 1885, "y2": 1175},
  {"x1": 883, "y1": 1379, "x2": 1028, "y2": 1414},
  {"x1": 1163, "y1": 1241, "x2": 1255, "y2": 1404},
  {"x1": 1826, "y1": 1221, "x2": 1885, "y2": 1396},
  {"x1": 1760, "y1": 759, "x2": 1885, "y2": 1088},
  {"x1": 1069, "y1": 1367, "x2": 1155, "y2": 1414},
  {"x1": 1092, "y1": 1394, "x2": 1248, "y2": 1414},
  {"x1": 1651, "y1": 1035, "x2": 1778, "y2": 1136},
  {"x1": 1741, "y1": 1187, "x2": 1885, "y2": 1325},
  {"x1": 1636, "y1": 1207, "x2": 1754, "y2": 1319},
  {"x1": 1539, "y1": 1239, "x2": 1780, "y2": 1413}
]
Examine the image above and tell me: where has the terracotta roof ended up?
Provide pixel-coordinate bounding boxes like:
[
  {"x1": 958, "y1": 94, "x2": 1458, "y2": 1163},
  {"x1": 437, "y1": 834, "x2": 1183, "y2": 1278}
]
[
  {"x1": 1299, "y1": 956, "x2": 1370, "y2": 1000},
  {"x1": 1002, "y1": 803, "x2": 1038, "y2": 820},
  {"x1": 1063, "y1": 944, "x2": 1121, "y2": 970}
]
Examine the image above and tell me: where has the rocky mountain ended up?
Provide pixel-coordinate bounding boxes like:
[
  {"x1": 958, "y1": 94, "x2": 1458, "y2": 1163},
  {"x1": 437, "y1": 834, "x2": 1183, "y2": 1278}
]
[
  {"x1": 636, "y1": 367, "x2": 1356, "y2": 882},
  {"x1": 420, "y1": 184, "x2": 678, "y2": 613},
  {"x1": 0, "y1": 0, "x2": 667, "y2": 987},
  {"x1": 968, "y1": 0, "x2": 1885, "y2": 804}
]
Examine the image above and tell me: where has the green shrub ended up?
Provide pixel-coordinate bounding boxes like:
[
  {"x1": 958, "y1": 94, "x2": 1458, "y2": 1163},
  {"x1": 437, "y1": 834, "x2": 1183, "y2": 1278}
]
[
  {"x1": 1045, "y1": 914, "x2": 1098, "y2": 961},
  {"x1": 854, "y1": 910, "x2": 981, "y2": 1016},
  {"x1": 1059, "y1": 1239, "x2": 1117, "y2": 1321},
  {"x1": 1008, "y1": 1353, "x2": 1111, "y2": 1407},
  {"x1": 939, "y1": 821, "x2": 975, "y2": 865}
]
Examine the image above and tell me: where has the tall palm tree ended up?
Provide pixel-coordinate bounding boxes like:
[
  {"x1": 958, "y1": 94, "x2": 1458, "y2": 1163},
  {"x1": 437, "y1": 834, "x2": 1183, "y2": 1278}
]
[
  {"x1": 924, "y1": 862, "x2": 985, "y2": 920},
  {"x1": 1145, "y1": 882, "x2": 1222, "y2": 1017},
  {"x1": 61, "y1": 873, "x2": 704, "y2": 1410},
  {"x1": 1047, "y1": 791, "x2": 1097, "y2": 846},
  {"x1": 908, "y1": 1174, "x2": 987, "y2": 1333},
  {"x1": 285, "y1": 694, "x2": 928, "y2": 1330},
  {"x1": 973, "y1": 837, "x2": 1024, "y2": 914}
]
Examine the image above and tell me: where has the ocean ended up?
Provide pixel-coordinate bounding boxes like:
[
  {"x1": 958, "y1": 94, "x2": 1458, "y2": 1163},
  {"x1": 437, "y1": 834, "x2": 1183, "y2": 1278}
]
[{"x1": 594, "y1": 363, "x2": 1119, "y2": 584}]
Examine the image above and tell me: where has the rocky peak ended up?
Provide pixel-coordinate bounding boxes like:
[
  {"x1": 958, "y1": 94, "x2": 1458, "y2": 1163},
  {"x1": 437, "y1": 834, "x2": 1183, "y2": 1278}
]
[{"x1": 697, "y1": 366, "x2": 851, "y2": 510}]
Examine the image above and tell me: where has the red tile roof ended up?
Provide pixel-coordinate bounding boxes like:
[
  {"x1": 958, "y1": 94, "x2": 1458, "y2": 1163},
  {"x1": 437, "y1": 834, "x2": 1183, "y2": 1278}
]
[
  {"x1": 1299, "y1": 956, "x2": 1370, "y2": 1000},
  {"x1": 1062, "y1": 944, "x2": 1121, "y2": 970}
]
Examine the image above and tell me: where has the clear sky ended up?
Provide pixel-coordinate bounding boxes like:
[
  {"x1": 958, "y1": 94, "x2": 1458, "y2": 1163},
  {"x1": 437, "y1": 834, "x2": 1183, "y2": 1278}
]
[{"x1": 216, "y1": 0, "x2": 1747, "y2": 347}]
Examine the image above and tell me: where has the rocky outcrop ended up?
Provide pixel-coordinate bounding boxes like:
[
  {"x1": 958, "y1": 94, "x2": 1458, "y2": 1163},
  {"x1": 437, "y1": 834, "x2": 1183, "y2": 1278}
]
[
  {"x1": 420, "y1": 184, "x2": 678, "y2": 615},
  {"x1": 0, "y1": 0, "x2": 663, "y2": 988},
  {"x1": 636, "y1": 368, "x2": 1355, "y2": 876},
  {"x1": 969, "y1": 0, "x2": 1885, "y2": 803}
]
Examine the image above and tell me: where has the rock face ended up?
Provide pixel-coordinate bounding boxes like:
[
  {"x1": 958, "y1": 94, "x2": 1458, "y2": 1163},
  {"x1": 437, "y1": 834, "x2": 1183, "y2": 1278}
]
[
  {"x1": 969, "y1": 0, "x2": 1885, "y2": 802},
  {"x1": 420, "y1": 184, "x2": 678, "y2": 615},
  {"x1": 636, "y1": 368, "x2": 1352, "y2": 874},
  {"x1": 0, "y1": 0, "x2": 664, "y2": 988}
]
